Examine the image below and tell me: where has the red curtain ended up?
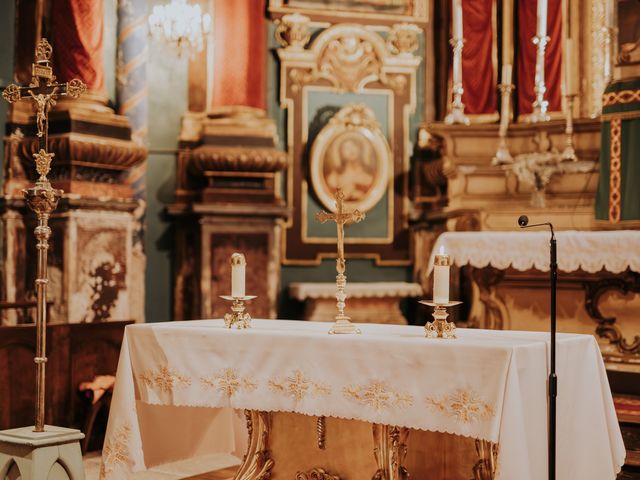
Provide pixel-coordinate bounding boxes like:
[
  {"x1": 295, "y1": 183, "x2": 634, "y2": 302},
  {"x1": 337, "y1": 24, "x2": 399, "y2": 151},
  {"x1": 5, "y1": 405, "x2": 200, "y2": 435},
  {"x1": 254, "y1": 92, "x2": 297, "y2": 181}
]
[
  {"x1": 212, "y1": 0, "x2": 266, "y2": 110},
  {"x1": 51, "y1": 0, "x2": 105, "y2": 93},
  {"x1": 517, "y1": 0, "x2": 562, "y2": 115},
  {"x1": 461, "y1": 0, "x2": 496, "y2": 114}
]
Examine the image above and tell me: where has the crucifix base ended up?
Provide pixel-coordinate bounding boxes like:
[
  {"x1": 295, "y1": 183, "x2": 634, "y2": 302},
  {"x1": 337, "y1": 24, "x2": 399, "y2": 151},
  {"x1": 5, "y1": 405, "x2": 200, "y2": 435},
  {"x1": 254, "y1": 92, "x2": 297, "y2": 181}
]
[
  {"x1": 0, "y1": 426, "x2": 85, "y2": 480},
  {"x1": 329, "y1": 314, "x2": 361, "y2": 335}
]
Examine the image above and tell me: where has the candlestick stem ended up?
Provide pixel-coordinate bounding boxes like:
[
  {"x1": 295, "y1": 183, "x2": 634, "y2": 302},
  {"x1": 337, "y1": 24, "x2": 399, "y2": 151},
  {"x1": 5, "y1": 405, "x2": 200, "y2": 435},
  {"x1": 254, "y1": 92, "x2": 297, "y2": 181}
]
[
  {"x1": 562, "y1": 94, "x2": 578, "y2": 161},
  {"x1": 445, "y1": 38, "x2": 470, "y2": 125},
  {"x1": 493, "y1": 83, "x2": 515, "y2": 165},
  {"x1": 530, "y1": 34, "x2": 551, "y2": 123}
]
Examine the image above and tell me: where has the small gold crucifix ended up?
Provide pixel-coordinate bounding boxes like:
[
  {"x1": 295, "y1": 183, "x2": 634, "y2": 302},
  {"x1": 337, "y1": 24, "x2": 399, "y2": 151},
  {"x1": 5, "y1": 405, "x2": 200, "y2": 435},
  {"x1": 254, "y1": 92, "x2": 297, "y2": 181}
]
[
  {"x1": 315, "y1": 188, "x2": 365, "y2": 334},
  {"x1": 2, "y1": 38, "x2": 86, "y2": 153}
]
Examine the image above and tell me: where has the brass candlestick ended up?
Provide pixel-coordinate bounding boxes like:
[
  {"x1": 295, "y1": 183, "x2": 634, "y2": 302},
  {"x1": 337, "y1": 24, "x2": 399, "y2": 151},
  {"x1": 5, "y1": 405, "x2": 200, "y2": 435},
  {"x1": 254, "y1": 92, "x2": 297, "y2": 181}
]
[
  {"x1": 419, "y1": 300, "x2": 462, "y2": 339},
  {"x1": 2, "y1": 39, "x2": 86, "y2": 432},
  {"x1": 220, "y1": 295, "x2": 257, "y2": 329},
  {"x1": 445, "y1": 37, "x2": 470, "y2": 125},
  {"x1": 315, "y1": 189, "x2": 365, "y2": 334},
  {"x1": 529, "y1": 34, "x2": 551, "y2": 123},
  {"x1": 562, "y1": 93, "x2": 578, "y2": 161}
]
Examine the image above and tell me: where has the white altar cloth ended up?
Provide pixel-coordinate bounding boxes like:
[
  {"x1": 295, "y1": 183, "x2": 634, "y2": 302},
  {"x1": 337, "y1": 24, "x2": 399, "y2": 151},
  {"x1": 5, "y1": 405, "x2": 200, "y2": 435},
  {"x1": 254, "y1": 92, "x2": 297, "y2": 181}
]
[
  {"x1": 428, "y1": 230, "x2": 640, "y2": 274},
  {"x1": 101, "y1": 319, "x2": 625, "y2": 480}
]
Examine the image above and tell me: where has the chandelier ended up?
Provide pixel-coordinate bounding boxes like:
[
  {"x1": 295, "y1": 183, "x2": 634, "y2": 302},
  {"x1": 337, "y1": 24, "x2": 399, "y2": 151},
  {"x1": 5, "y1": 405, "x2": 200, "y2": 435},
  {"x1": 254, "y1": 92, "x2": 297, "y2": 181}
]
[{"x1": 148, "y1": 0, "x2": 212, "y2": 56}]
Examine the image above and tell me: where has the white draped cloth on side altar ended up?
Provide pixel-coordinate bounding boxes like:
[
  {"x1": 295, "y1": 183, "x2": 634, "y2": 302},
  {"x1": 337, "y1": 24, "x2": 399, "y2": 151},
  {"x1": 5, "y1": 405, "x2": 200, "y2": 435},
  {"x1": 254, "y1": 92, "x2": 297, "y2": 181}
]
[
  {"x1": 427, "y1": 230, "x2": 640, "y2": 274},
  {"x1": 100, "y1": 319, "x2": 624, "y2": 480}
]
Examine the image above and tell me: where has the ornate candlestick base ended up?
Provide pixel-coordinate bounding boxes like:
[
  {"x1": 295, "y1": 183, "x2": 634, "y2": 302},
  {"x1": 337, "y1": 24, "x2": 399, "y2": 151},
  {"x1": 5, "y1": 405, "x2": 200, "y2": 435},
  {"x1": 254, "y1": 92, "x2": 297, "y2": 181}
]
[
  {"x1": 220, "y1": 295, "x2": 257, "y2": 329},
  {"x1": 329, "y1": 272, "x2": 361, "y2": 334},
  {"x1": 492, "y1": 138, "x2": 514, "y2": 165},
  {"x1": 419, "y1": 300, "x2": 462, "y2": 339}
]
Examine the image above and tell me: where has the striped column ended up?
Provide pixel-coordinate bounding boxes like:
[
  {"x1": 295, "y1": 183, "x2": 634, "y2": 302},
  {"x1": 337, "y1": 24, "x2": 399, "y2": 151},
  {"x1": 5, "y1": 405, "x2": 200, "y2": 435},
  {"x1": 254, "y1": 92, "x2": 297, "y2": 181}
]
[{"x1": 117, "y1": 0, "x2": 148, "y2": 209}]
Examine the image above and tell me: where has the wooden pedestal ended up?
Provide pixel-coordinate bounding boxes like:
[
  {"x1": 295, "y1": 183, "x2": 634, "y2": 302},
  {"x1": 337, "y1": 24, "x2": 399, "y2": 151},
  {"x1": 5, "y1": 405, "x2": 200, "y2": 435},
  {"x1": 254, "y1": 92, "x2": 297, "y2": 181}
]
[{"x1": 0, "y1": 426, "x2": 85, "y2": 480}]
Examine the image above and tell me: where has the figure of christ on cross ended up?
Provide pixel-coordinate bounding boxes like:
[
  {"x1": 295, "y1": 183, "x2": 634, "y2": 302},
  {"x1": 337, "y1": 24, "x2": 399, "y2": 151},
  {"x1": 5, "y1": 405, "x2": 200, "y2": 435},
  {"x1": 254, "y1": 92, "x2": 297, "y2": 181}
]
[{"x1": 315, "y1": 188, "x2": 366, "y2": 334}]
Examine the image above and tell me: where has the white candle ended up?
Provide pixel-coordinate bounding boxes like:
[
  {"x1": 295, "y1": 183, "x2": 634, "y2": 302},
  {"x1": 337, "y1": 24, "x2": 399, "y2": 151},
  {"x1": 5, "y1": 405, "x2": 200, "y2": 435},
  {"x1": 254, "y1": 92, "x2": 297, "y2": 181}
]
[
  {"x1": 452, "y1": 0, "x2": 463, "y2": 40},
  {"x1": 231, "y1": 253, "x2": 246, "y2": 298},
  {"x1": 564, "y1": 39, "x2": 573, "y2": 95},
  {"x1": 501, "y1": 63, "x2": 512, "y2": 85},
  {"x1": 433, "y1": 246, "x2": 451, "y2": 305},
  {"x1": 536, "y1": 0, "x2": 548, "y2": 38}
]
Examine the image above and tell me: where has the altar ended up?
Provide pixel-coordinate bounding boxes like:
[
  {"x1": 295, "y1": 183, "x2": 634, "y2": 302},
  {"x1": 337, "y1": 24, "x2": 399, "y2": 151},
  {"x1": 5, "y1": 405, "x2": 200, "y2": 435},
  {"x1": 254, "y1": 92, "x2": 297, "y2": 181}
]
[{"x1": 101, "y1": 319, "x2": 624, "y2": 479}]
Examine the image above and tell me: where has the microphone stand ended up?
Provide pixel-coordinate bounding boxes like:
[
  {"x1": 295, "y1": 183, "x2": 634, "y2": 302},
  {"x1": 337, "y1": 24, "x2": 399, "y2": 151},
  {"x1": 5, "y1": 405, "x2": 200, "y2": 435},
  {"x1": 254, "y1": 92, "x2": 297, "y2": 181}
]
[{"x1": 519, "y1": 217, "x2": 557, "y2": 480}]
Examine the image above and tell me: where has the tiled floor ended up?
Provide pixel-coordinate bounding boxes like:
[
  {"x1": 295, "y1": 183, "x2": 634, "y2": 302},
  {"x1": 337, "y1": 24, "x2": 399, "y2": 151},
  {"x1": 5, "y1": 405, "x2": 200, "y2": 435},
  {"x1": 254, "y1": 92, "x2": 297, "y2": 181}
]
[{"x1": 83, "y1": 452, "x2": 240, "y2": 479}]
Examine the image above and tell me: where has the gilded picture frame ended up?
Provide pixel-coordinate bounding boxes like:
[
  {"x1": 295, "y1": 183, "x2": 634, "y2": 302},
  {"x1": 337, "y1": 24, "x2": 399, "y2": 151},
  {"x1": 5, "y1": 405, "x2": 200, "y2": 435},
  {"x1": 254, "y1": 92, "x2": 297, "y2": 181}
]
[{"x1": 309, "y1": 104, "x2": 391, "y2": 214}]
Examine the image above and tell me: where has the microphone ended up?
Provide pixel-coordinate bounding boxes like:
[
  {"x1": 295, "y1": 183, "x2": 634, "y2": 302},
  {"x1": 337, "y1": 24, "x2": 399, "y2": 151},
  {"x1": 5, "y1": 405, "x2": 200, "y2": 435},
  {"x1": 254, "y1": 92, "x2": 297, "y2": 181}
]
[
  {"x1": 517, "y1": 215, "x2": 555, "y2": 238},
  {"x1": 518, "y1": 215, "x2": 528, "y2": 227}
]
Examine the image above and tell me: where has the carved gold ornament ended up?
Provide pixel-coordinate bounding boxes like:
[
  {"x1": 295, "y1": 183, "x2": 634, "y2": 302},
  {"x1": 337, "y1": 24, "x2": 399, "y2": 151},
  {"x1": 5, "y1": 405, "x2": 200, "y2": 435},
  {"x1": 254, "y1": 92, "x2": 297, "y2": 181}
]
[
  {"x1": 139, "y1": 365, "x2": 192, "y2": 393},
  {"x1": 100, "y1": 423, "x2": 131, "y2": 479},
  {"x1": 201, "y1": 368, "x2": 257, "y2": 397},
  {"x1": 281, "y1": 24, "x2": 416, "y2": 94},
  {"x1": 295, "y1": 468, "x2": 341, "y2": 480},
  {"x1": 344, "y1": 380, "x2": 413, "y2": 411},
  {"x1": 269, "y1": 369, "x2": 331, "y2": 400},
  {"x1": 66, "y1": 78, "x2": 87, "y2": 98},
  {"x1": 387, "y1": 23, "x2": 421, "y2": 55},
  {"x1": 274, "y1": 13, "x2": 310, "y2": 50},
  {"x1": 33, "y1": 149, "x2": 54, "y2": 181},
  {"x1": 426, "y1": 389, "x2": 496, "y2": 424},
  {"x1": 602, "y1": 88, "x2": 640, "y2": 107},
  {"x1": 310, "y1": 104, "x2": 391, "y2": 214},
  {"x1": 2, "y1": 84, "x2": 21, "y2": 103},
  {"x1": 35, "y1": 38, "x2": 53, "y2": 62}
]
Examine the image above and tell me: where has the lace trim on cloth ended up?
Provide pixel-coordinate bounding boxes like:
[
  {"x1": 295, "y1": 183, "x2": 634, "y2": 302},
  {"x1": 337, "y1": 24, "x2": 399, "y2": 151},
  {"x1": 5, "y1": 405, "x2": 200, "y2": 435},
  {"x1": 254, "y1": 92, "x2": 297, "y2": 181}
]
[{"x1": 428, "y1": 231, "x2": 640, "y2": 274}]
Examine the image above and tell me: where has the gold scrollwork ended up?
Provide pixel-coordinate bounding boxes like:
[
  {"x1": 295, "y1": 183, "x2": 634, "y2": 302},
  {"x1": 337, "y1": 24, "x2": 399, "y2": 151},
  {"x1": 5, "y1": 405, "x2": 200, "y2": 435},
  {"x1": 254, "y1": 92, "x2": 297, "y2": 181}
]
[
  {"x1": 33, "y1": 149, "x2": 54, "y2": 181},
  {"x1": 35, "y1": 38, "x2": 53, "y2": 62},
  {"x1": 472, "y1": 439, "x2": 498, "y2": 480},
  {"x1": 296, "y1": 468, "x2": 341, "y2": 480},
  {"x1": 234, "y1": 410, "x2": 274, "y2": 480},
  {"x1": 372, "y1": 424, "x2": 410, "y2": 480}
]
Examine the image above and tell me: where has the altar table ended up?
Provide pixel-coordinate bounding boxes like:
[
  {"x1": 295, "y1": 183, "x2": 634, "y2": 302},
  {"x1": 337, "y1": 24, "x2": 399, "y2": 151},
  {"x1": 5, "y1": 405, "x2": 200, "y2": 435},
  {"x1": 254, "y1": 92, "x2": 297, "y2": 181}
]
[{"x1": 101, "y1": 319, "x2": 624, "y2": 479}]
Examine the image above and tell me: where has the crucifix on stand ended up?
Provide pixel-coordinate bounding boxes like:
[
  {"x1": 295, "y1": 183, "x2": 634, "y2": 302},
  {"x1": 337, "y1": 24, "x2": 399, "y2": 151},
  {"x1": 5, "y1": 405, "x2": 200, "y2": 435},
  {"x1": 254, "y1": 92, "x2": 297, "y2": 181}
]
[
  {"x1": 315, "y1": 188, "x2": 365, "y2": 334},
  {"x1": 0, "y1": 38, "x2": 87, "y2": 480}
]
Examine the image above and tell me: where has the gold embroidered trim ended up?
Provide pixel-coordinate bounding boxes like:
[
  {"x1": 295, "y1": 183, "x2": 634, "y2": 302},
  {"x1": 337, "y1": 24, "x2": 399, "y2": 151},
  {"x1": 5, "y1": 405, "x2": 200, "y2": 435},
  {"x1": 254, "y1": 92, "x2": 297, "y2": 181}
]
[
  {"x1": 343, "y1": 380, "x2": 413, "y2": 411},
  {"x1": 426, "y1": 389, "x2": 496, "y2": 424},
  {"x1": 603, "y1": 88, "x2": 640, "y2": 106},
  {"x1": 201, "y1": 368, "x2": 257, "y2": 397},
  {"x1": 609, "y1": 118, "x2": 622, "y2": 223},
  {"x1": 100, "y1": 423, "x2": 131, "y2": 479},
  {"x1": 269, "y1": 369, "x2": 332, "y2": 401},
  {"x1": 139, "y1": 365, "x2": 191, "y2": 393}
]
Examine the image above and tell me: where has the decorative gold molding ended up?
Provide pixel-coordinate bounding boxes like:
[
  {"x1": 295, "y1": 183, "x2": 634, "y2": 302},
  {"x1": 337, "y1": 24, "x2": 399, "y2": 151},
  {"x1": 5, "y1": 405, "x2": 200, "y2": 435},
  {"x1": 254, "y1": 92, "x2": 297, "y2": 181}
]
[
  {"x1": 472, "y1": 439, "x2": 498, "y2": 480},
  {"x1": 235, "y1": 411, "x2": 274, "y2": 480},
  {"x1": 279, "y1": 24, "x2": 420, "y2": 94},
  {"x1": 372, "y1": 424, "x2": 410, "y2": 480},
  {"x1": 295, "y1": 468, "x2": 340, "y2": 480},
  {"x1": 188, "y1": 146, "x2": 288, "y2": 174}
]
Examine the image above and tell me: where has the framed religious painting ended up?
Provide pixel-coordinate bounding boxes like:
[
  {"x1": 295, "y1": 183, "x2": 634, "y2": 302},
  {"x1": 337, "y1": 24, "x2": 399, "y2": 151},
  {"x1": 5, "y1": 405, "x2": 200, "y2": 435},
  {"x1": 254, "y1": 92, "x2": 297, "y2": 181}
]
[{"x1": 309, "y1": 104, "x2": 391, "y2": 215}]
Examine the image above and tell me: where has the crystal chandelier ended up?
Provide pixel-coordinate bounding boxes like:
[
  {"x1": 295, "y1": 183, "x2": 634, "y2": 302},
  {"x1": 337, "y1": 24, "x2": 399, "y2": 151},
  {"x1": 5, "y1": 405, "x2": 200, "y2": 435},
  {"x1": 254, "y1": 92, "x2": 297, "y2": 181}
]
[{"x1": 148, "y1": 0, "x2": 212, "y2": 56}]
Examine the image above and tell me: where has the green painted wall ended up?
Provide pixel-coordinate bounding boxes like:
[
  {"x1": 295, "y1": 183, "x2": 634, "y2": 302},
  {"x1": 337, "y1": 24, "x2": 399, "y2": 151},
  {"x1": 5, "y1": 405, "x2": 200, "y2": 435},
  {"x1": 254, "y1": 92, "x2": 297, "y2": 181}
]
[
  {"x1": 144, "y1": 24, "x2": 188, "y2": 323},
  {"x1": 0, "y1": 0, "x2": 15, "y2": 185}
]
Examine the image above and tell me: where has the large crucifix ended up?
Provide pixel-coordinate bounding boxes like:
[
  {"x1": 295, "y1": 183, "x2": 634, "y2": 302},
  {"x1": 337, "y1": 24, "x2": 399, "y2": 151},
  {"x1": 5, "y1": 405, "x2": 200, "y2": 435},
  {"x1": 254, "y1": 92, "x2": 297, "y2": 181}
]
[
  {"x1": 315, "y1": 188, "x2": 365, "y2": 334},
  {"x1": 3, "y1": 38, "x2": 86, "y2": 163},
  {"x1": 1, "y1": 38, "x2": 86, "y2": 433}
]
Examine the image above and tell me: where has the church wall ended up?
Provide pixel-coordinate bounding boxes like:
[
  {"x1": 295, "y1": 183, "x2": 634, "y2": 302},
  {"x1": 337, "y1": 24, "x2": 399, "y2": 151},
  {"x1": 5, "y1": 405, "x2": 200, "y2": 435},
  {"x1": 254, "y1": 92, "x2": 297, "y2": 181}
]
[
  {"x1": 0, "y1": 0, "x2": 16, "y2": 187},
  {"x1": 144, "y1": 18, "x2": 188, "y2": 323}
]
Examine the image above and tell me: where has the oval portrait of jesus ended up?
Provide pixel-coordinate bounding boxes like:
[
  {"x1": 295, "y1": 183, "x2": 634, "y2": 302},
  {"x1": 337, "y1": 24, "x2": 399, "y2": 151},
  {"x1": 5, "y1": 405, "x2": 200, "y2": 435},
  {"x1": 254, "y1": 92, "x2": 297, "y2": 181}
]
[{"x1": 310, "y1": 123, "x2": 390, "y2": 213}]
